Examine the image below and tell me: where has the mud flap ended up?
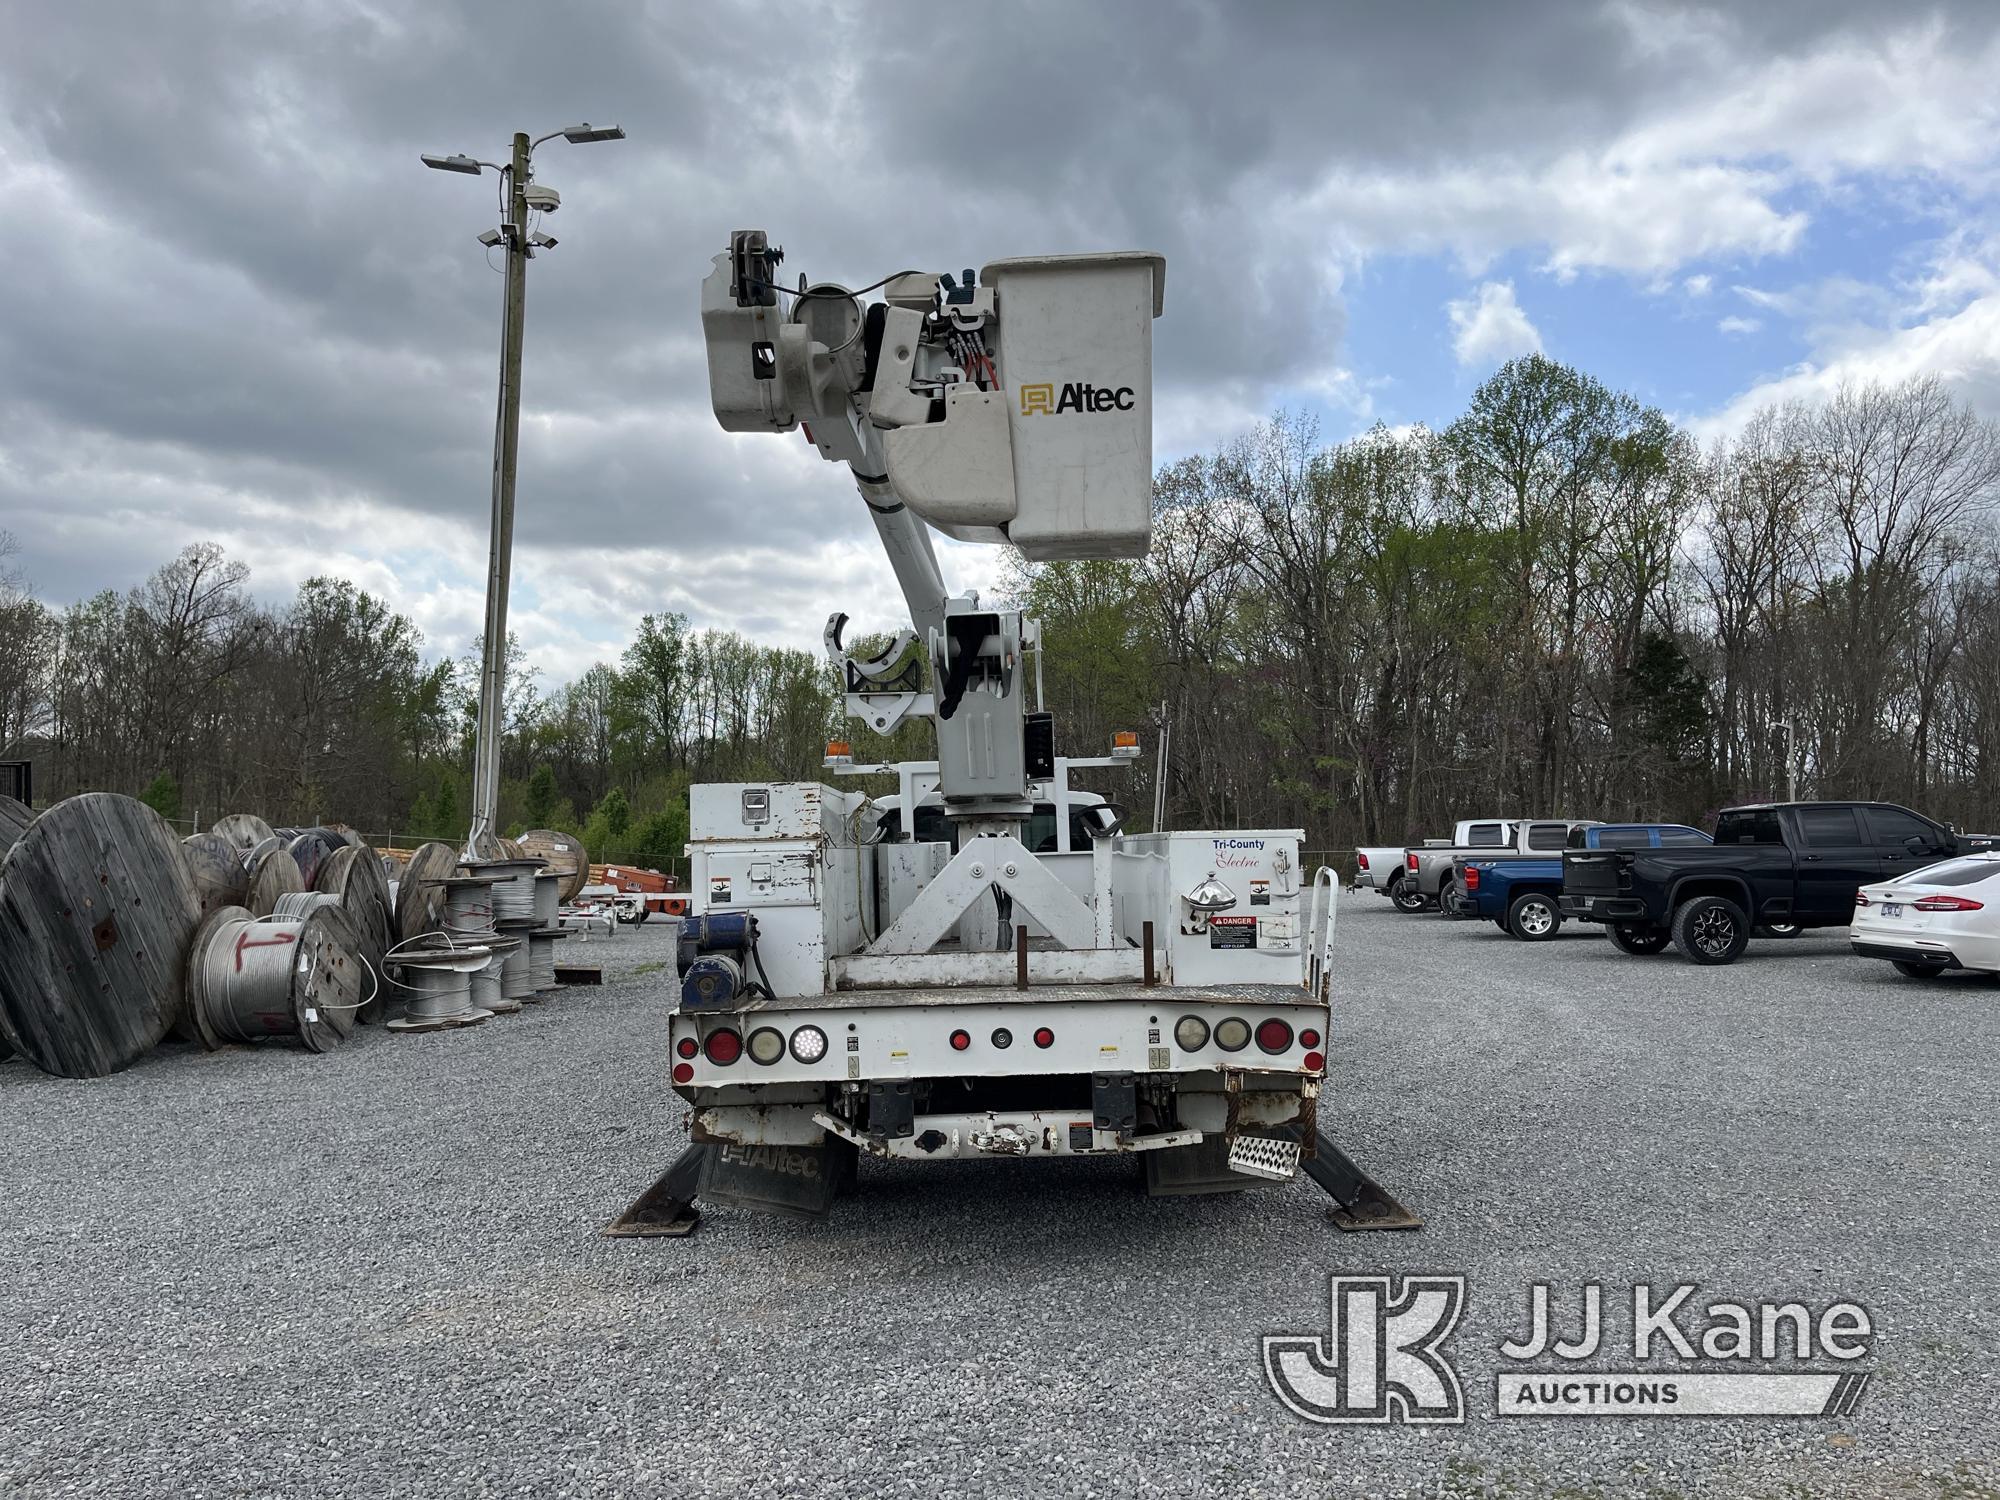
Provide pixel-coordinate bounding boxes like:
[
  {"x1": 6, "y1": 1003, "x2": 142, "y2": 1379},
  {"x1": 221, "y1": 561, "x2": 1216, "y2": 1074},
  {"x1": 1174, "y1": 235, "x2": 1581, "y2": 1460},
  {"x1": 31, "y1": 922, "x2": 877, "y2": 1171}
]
[
  {"x1": 1144, "y1": 1135, "x2": 1273, "y2": 1196},
  {"x1": 698, "y1": 1137, "x2": 853, "y2": 1219}
]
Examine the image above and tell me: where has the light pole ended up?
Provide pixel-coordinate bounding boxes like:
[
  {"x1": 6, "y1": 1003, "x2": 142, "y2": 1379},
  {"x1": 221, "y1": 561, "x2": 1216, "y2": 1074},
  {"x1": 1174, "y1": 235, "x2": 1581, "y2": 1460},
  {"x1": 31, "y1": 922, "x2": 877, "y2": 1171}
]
[{"x1": 422, "y1": 123, "x2": 625, "y2": 859}]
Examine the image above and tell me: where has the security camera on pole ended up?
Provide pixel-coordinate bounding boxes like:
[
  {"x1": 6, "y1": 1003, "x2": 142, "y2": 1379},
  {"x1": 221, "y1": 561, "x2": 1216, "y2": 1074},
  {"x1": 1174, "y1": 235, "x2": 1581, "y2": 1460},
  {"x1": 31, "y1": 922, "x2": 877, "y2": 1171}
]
[{"x1": 421, "y1": 124, "x2": 625, "y2": 860}]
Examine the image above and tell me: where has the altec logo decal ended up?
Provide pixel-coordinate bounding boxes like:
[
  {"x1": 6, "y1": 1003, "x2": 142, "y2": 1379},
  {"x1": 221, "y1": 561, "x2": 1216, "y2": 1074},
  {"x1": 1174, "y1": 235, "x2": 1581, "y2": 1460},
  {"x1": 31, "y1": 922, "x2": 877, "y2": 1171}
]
[{"x1": 1019, "y1": 381, "x2": 1135, "y2": 415}]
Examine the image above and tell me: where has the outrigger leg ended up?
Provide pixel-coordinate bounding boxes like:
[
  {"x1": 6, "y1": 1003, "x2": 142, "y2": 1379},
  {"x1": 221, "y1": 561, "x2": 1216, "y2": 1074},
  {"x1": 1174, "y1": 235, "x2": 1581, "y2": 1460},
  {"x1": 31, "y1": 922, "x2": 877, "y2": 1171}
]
[
  {"x1": 1285, "y1": 1125, "x2": 1424, "y2": 1231},
  {"x1": 602, "y1": 1143, "x2": 711, "y2": 1238}
]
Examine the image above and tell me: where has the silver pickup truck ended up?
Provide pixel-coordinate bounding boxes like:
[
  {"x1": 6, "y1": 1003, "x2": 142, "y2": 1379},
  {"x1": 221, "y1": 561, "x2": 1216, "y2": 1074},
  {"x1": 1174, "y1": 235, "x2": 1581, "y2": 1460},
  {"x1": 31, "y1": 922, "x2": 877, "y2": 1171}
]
[{"x1": 1402, "y1": 818, "x2": 1599, "y2": 914}]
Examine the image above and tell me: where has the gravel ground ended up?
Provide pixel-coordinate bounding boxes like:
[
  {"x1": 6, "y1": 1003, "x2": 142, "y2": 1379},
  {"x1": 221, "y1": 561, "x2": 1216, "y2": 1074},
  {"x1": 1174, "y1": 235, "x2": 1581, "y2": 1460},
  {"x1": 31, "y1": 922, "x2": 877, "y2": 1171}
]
[{"x1": 1, "y1": 896, "x2": 1995, "y2": 1499}]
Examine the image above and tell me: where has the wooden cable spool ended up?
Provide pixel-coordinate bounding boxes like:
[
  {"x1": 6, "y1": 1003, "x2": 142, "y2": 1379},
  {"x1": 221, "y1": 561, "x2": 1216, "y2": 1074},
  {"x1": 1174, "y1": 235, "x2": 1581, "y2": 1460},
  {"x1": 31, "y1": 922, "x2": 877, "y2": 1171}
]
[
  {"x1": 394, "y1": 839, "x2": 460, "y2": 945},
  {"x1": 517, "y1": 828, "x2": 590, "y2": 903},
  {"x1": 211, "y1": 813, "x2": 276, "y2": 855},
  {"x1": 313, "y1": 845, "x2": 393, "y2": 1020},
  {"x1": 244, "y1": 845, "x2": 305, "y2": 918},
  {"x1": 0, "y1": 792, "x2": 204, "y2": 1078},
  {"x1": 182, "y1": 832, "x2": 252, "y2": 916},
  {"x1": 184, "y1": 904, "x2": 365, "y2": 1053},
  {"x1": 0, "y1": 795, "x2": 34, "y2": 861}
]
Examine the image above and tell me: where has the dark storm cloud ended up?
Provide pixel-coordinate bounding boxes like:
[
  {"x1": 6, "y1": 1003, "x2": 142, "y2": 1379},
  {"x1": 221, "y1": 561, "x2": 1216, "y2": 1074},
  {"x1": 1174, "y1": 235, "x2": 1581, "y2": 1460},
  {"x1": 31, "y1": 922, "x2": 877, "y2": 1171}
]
[{"x1": 2, "y1": 0, "x2": 1994, "y2": 656}]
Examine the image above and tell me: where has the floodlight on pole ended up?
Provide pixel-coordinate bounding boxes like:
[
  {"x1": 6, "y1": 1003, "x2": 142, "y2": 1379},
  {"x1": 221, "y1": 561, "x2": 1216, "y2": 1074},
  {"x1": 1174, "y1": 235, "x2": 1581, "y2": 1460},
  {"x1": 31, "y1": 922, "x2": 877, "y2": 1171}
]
[{"x1": 421, "y1": 121, "x2": 626, "y2": 860}]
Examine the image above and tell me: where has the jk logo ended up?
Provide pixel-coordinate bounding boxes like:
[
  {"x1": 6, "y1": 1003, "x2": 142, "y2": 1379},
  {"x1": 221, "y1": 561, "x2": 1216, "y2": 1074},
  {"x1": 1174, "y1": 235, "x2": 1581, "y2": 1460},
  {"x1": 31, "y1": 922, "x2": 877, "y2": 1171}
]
[{"x1": 1263, "y1": 1275, "x2": 1467, "y2": 1425}]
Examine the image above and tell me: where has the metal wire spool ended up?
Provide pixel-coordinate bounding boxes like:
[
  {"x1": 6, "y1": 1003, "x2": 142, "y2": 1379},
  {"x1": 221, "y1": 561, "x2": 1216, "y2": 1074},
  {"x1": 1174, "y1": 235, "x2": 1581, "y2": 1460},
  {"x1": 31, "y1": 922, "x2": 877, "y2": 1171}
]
[
  {"x1": 272, "y1": 890, "x2": 343, "y2": 921},
  {"x1": 465, "y1": 857, "x2": 542, "y2": 923},
  {"x1": 394, "y1": 840, "x2": 460, "y2": 944},
  {"x1": 181, "y1": 832, "x2": 251, "y2": 915},
  {"x1": 470, "y1": 955, "x2": 503, "y2": 1014},
  {"x1": 528, "y1": 927, "x2": 567, "y2": 992},
  {"x1": 211, "y1": 813, "x2": 276, "y2": 855},
  {"x1": 532, "y1": 872, "x2": 562, "y2": 925},
  {"x1": 184, "y1": 904, "x2": 366, "y2": 1053},
  {"x1": 244, "y1": 845, "x2": 305, "y2": 917},
  {"x1": 241, "y1": 834, "x2": 283, "y2": 871},
  {"x1": 517, "y1": 828, "x2": 590, "y2": 903},
  {"x1": 0, "y1": 793, "x2": 204, "y2": 1078},
  {"x1": 0, "y1": 794, "x2": 34, "y2": 861},
  {"x1": 385, "y1": 940, "x2": 493, "y2": 1033},
  {"x1": 499, "y1": 936, "x2": 535, "y2": 1003}
]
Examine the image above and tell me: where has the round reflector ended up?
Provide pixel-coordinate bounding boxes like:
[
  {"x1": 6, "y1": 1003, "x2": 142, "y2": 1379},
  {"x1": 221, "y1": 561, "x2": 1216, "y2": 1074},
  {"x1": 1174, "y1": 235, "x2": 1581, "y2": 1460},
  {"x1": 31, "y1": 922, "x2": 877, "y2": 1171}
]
[
  {"x1": 704, "y1": 1028, "x2": 742, "y2": 1065},
  {"x1": 671, "y1": 1062, "x2": 694, "y2": 1084},
  {"x1": 1255, "y1": 1018, "x2": 1293, "y2": 1054},
  {"x1": 1303, "y1": 1050, "x2": 1325, "y2": 1072},
  {"x1": 1033, "y1": 1026, "x2": 1055, "y2": 1049},
  {"x1": 1173, "y1": 1015, "x2": 1210, "y2": 1051},
  {"x1": 949, "y1": 1029, "x2": 972, "y2": 1052},
  {"x1": 1213, "y1": 1017, "x2": 1251, "y2": 1052},
  {"x1": 789, "y1": 1025, "x2": 829, "y2": 1063},
  {"x1": 675, "y1": 1036, "x2": 699, "y2": 1059},
  {"x1": 747, "y1": 1027, "x2": 785, "y2": 1066}
]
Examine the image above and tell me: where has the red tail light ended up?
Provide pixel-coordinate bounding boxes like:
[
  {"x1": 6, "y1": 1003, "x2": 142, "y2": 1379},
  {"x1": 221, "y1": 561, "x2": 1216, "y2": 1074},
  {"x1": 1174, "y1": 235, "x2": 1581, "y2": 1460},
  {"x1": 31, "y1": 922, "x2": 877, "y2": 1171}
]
[
  {"x1": 1406, "y1": 852, "x2": 1418, "y2": 871},
  {"x1": 1033, "y1": 1026, "x2": 1055, "y2": 1049},
  {"x1": 1300, "y1": 1029, "x2": 1321, "y2": 1048},
  {"x1": 1854, "y1": 892, "x2": 1871, "y2": 907},
  {"x1": 703, "y1": 1028, "x2": 742, "y2": 1065},
  {"x1": 949, "y1": 1029, "x2": 972, "y2": 1051},
  {"x1": 1357, "y1": 852, "x2": 1370, "y2": 869},
  {"x1": 675, "y1": 1037, "x2": 699, "y2": 1059},
  {"x1": 1255, "y1": 1018, "x2": 1293, "y2": 1054},
  {"x1": 1913, "y1": 894, "x2": 1984, "y2": 912},
  {"x1": 1463, "y1": 867, "x2": 1480, "y2": 892}
]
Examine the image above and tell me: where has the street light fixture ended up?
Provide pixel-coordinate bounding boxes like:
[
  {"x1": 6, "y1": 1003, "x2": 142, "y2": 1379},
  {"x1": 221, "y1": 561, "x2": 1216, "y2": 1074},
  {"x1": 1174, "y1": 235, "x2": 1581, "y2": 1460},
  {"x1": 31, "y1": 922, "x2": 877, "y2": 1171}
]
[{"x1": 420, "y1": 121, "x2": 626, "y2": 859}]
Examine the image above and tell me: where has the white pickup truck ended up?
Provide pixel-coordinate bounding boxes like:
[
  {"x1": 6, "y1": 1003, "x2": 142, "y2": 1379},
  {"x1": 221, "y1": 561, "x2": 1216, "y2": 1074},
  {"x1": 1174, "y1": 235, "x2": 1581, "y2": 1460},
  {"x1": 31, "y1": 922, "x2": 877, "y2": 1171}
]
[{"x1": 1354, "y1": 844, "x2": 1437, "y2": 911}]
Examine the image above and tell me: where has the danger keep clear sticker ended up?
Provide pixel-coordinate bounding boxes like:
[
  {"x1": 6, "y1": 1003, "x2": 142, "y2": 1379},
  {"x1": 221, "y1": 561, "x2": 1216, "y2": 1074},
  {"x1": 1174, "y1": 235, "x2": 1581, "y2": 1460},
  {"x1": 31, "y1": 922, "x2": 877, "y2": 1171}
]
[{"x1": 1208, "y1": 915, "x2": 1257, "y2": 949}]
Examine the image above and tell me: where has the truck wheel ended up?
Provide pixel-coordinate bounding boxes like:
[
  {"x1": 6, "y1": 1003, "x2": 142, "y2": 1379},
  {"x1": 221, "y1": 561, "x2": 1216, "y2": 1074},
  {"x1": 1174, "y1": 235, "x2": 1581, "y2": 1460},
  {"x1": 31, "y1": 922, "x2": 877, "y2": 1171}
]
[
  {"x1": 1436, "y1": 878, "x2": 1459, "y2": 914},
  {"x1": 1506, "y1": 892, "x2": 1562, "y2": 941},
  {"x1": 1607, "y1": 924, "x2": 1671, "y2": 955},
  {"x1": 1755, "y1": 922, "x2": 1800, "y2": 939},
  {"x1": 1673, "y1": 895, "x2": 1750, "y2": 965},
  {"x1": 1892, "y1": 959, "x2": 1947, "y2": 979},
  {"x1": 1390, "y1": 875, "x2": 1428, "y2": 913}
]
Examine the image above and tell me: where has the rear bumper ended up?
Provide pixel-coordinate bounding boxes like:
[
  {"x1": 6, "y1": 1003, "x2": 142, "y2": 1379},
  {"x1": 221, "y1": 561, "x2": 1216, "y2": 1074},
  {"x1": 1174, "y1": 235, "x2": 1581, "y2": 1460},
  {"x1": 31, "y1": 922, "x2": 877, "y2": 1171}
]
[
  {"x1": 1851, "y1": 939, "x2": 1964, "y2": 968},
  {"x1": 1560, "y1": 894, "x2": 1649, "y2": 922},
  {"x1": 1445, "y1": 890, "x2": 1481, "y2": 917}
]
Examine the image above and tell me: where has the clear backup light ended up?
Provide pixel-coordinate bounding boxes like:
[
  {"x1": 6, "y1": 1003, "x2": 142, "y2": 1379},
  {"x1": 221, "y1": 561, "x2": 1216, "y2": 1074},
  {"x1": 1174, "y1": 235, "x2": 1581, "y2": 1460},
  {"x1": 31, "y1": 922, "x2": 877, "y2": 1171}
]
[
  {"x1": 1213, "y1": 1017, "x2": 1250, "y2": 1052},
  {"x1": 789, "y1": 1025, "x2": 829, "y2": 1063},
  {"x1": 747, "y1": 1027, "x2": 785, "y2": 1066},
  {"x1": 1174, "y1": 1015, "x2": 1210, "y2": 1051}
]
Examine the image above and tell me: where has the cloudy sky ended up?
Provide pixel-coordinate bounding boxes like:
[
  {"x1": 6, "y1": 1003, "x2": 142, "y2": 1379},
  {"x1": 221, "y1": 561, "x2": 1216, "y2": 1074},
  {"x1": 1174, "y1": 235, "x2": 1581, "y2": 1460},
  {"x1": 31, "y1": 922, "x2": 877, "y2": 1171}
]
[{"x1": 4, "y1": 0, "x2": 1999, "y2": 680}]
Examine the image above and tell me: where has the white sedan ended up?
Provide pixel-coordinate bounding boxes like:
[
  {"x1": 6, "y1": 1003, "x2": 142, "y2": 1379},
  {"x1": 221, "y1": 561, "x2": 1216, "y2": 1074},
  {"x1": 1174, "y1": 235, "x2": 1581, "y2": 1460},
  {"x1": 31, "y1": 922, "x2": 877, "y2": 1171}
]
[{"x1": 1851, "y1": 853, "x2": 2000, "y2": 978}]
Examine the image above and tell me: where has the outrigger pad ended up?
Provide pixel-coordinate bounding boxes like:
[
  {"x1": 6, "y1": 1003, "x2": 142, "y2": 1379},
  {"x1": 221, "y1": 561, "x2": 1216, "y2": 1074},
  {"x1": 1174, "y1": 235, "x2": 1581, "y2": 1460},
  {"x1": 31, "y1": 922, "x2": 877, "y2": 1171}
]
[
  {"x1": 1293, "y1": 1129, "x2": 1425, "y2": 1232},
  {"x1": 602, "y1": 1144, "x2": 708, "y2": 1238}
]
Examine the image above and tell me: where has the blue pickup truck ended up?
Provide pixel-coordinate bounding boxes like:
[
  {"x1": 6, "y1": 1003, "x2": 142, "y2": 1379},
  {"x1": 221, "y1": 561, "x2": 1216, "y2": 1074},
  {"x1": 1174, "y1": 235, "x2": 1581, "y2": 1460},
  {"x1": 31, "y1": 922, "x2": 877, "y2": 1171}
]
[{"x1": 1450, "y1": 824, "x2": 1712, "y2": 940}]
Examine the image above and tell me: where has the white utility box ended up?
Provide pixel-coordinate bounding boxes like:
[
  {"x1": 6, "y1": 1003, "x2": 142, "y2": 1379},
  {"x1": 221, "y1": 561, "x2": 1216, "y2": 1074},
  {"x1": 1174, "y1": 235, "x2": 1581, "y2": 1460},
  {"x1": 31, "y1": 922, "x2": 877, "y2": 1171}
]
[{"x1": 1117, "y1": 829, "x2": 1307, "y2": 987}]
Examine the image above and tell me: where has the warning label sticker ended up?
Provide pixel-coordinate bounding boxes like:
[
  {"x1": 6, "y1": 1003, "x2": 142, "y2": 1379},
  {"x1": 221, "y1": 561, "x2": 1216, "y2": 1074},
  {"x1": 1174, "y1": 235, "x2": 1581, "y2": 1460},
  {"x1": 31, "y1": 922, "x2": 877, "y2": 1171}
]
[
  {"x1": 1250, "y1": 879, "x2": 1271, "y2": 906},
  {"x1": 1209, "y1": 915, "x2": 1258, "y2": 949},
  {"x1": 709, "y1": 878, "x2": 732, "y2": 903}
]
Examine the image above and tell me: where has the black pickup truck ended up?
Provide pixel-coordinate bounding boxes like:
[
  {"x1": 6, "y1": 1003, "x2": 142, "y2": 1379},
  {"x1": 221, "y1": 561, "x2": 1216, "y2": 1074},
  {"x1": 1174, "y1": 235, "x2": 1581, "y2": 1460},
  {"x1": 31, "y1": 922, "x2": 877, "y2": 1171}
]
[{"x1": 1561, "y1": 801, "x2": 1961, "y2": 965}]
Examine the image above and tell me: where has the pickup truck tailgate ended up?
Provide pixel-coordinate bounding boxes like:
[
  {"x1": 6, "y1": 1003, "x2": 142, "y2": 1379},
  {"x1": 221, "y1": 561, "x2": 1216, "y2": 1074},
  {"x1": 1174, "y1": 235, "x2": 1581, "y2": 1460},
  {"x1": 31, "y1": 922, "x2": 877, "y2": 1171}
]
[{"x1": 1562, "y1": 849, "x2": 1627, "y2": 898}]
